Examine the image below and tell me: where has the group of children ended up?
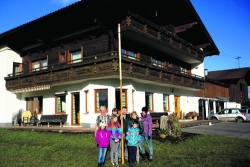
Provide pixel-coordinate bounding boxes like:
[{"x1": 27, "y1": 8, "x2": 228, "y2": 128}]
[{"x1": 95, "y1": 107, "x2": 152, "y2": 167}]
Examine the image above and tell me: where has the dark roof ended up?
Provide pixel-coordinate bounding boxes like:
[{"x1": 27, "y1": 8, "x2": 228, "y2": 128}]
[
  {"x1": 206, "y1": 67, "x2": 250, "y2": 85},
  {"x1": 0, "y1": 0, "x2": 219, "y2": 56}
]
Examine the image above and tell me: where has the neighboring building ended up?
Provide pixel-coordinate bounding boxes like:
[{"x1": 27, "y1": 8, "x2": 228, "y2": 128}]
[
  {"x1": 194, "y1": 77, "x2": 240, "y2": 119},
  {"x1": 0, "y1": 0, "x2": 219, "y2": 126},
  {"x1": 206, "y1": 68, "x2": 250, "y2": 104}
]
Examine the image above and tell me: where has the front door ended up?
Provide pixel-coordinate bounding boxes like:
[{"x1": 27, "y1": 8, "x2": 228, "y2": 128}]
[
  {"x1": 71, "y1": 93, "x2": 80, "y2": 125},
  {"x1": 174, "y1": 96, "x2": 181, "y2": 119}
]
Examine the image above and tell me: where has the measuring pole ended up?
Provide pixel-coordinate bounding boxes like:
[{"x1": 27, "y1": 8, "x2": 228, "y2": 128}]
[{"x1": 118, "y1": 23, "x2": 124, "y2": 164}]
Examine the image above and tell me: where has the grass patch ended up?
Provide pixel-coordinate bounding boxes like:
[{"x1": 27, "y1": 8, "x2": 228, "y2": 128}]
[{"x1": 0, "y1": 128, "x2": 250, "y2": 167}]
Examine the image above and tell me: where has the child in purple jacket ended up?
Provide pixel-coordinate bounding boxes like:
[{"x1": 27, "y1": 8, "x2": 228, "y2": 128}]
[{"x1": 95, "y1": 120, "x2": 109, "y2": 167}]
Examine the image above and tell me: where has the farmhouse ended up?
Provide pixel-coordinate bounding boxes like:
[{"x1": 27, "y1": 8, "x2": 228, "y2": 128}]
[{"x1": 0, "y1": 0, "x2": 225, "y2": 127}]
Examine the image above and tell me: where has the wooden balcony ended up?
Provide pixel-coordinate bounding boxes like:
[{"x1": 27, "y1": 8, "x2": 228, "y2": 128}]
[
  {"x1": 5, "y1": 51, "x2": 205, "y2": 92},
  {"x1": 120, "y1": 11, "x2": 204, "y2": 64}
]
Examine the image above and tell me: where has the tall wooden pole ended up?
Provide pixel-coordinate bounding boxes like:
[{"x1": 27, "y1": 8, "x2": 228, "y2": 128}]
[{"x1": 118, "y1": 23, "x2": 124, "y2": 164}]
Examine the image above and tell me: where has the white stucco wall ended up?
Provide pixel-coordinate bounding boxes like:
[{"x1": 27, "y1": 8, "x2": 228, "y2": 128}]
[
  {"x1": 2, "y1": 65, "x2": 242, "y2": 127},
  {"x1": 0, "y1": 47, "x2": 22, "y2": 126},
  {"x1": 191, "y1": 62, "x2": 205, "y2": 77}
]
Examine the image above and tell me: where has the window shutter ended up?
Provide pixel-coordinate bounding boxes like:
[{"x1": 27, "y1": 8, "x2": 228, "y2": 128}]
[
  {"x1": 163, "y1": 61, "x2": 166, "y2": 68},
  {"x1": 19, "y1": 63, "x2": 22, "y2": 74},
  {"x1": 136, "y1": 52, "x2": 140, "y2": 60},
  {"x1": 67, "y1": 50, "x2": 71, "y2": 64},
  {"x1": 81, "y1": 46, "x2": 84, "y2": 59}
]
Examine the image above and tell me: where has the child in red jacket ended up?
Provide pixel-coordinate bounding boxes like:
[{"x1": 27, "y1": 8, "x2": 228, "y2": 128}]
[{"x1": 95, "y1": 120, "x2": 109, "y2": 167}]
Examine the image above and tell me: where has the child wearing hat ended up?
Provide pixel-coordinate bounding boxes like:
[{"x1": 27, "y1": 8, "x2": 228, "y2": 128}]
[
  {"x1": 126, "y1": 120, "x2": 141, "y2": 167},
  {"x1": 95, "y1": 120, "x2": 109, "y2": 167}
]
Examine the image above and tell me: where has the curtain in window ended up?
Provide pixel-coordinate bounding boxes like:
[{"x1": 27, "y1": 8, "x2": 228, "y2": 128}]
[
  {"x1": 96, "y1": 92, "x2": 100, "y2": 110},
  {"x1": 121, "y1": 49, "x2": 126, "y2": 57},
  {"x1": 42, "y1": 59, "x2": 47, "y2": 69},
  {"x1": 34, "y1": 97, "x2": 38, "y2": 112},
  {"x1": 146, "y1": 93, "x2": 153, "y2": 111},
  {"x1": 163, "y1": 94, "x2": 169, "y2": 111},
  {"x1": 57, "y1": 97, "x2": 61, "y2": 112},
  {"x1": 72, "y1": 51, "x2": 81, "y2": 63},
  {"x1": 27, "y1": 99, "x2": 32, "y2": 111},
  {"x1": 14, "y1": 66, "x2": 19, "y2": 74},
  {"x1": 152, "y1": 58, "x2": 157, "y2": 66},
  {"x1": 73, "y1": 95, "x2": 76, "y2": 124},
  {"x1": 61, "y1": 97, "x2": 66, "y2": 112},
  {"x1": 33, "y1": 61, "x2": 39, "y2": 71},
  {"x1": 96, "y1": 90, "x2": 108, "y2": 111},
  {"x1": 148, "y1": 93, "x2": 152, "y2": 110},
  {"x1": 122, "y1": 91, "x2": 126, "y2": 106},
  {"x1": 158, "y1": 60, "x2": 162, "y2": 67}
]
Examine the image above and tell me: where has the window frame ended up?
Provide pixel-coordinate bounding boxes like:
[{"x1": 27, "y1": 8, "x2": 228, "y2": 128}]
[
  {"x1": 59, "y1": 51, "x2": 67, "y2": 63},
  {"x1": 25, "y1": 96, "x2": 43, "y2": 114},
  {"x1": 115, "y1": 89, "x2": 127, "y2": 111},
  {"x1": 145, "y1": 92, "x2": 154, "y2": 112},
  {"x1": 55, "y1": 94, "x2": 67, "y2": 114},
  {"x1": 13, "y1": 62, "x2": 22, "y2": 75},
  {"x1": 151, "y1": 58, "x2": 164, "y2": 67},
  {"x1": 67, "y1": 46, "x2": 84, "y2": 64},
  {"x1": 163, "y1": 94, "x2": 170, "y2": 112},
  {"x1": 95, "y1": 89, "x2": 108, "y2": 113},
  {"x1": 121, "y1": 48, "x2": 140, "y2": 60},
  {"x1": 30, "y1": 57, "x2": 48, "y2": 72}
]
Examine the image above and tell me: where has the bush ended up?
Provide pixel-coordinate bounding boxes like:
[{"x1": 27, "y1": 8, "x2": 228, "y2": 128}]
[{"x1": 167, "y1": 113, "x2": 182, "y2": 137}]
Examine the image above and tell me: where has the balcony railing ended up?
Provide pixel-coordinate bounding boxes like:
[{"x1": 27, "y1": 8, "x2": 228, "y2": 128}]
[
  {"x1": 5, "y1": 51, "x2": 204, "y2": 91},
  {"x1": 7, "y1": 51, "x2": 203, "y2": 79},
  {"x1": 122, "y1": 11, "x2": 203, "y2": 61}
]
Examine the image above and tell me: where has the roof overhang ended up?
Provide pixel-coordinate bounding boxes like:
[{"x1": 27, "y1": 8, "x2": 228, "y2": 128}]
[{"x1": 0, "y1": 0, "x2": 220, "y2": 56}]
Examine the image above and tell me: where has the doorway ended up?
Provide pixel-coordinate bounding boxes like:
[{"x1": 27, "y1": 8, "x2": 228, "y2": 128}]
[
  {"x1": 71, "y1": 93, "x2": 80, "y2": 125},
  {"x1": 115, "y1": 89, "x2": 127, "y2": 111},
  {"x1": 174, "y1": 96, "x2": 181, "y2": 119}
]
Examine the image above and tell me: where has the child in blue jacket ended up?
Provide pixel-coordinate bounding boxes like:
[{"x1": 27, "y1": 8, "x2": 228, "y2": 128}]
[{"x1": 126, "y1": 120, "x2": 141, "y2": 167}]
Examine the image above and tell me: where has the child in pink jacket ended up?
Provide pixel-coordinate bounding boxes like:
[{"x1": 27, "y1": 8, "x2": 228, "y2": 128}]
[{"x1": 95, "y1": 120, "x2": 109, "y2": 167}]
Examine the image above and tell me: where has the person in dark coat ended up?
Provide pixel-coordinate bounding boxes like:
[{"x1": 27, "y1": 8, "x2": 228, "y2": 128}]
[{"x1": 118, "y1": 106, "x2": 130, "y2": 161}]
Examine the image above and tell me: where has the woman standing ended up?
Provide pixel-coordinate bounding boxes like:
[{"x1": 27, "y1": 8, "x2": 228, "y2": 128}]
[
  {"x1": 107, "y1": 116, "x2": 122, "y2": 166},
  {"x1": 140, "y1": 107, "x2": 153, "y2": 161},
  {"x1": 127, "y1": 111, "x2": 144, "y2": 164}
]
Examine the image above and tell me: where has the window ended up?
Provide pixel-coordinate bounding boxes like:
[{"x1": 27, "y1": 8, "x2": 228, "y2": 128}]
[
  {"x1": 95, "y1": 89, "x2": 108, "y2": 112},
  {"x1": 121, "y1": 48, "x2": 139, "y2": 60},
  {"x1": 145, "y1": 92, "x2": 154, "y2": 112},
  {"x1": 68, "y1": 47, "x2": 83, "y2": 64},
  {"x1": 13, "y1": 62, "x2": 22, "y2": 75},
  {"x1": 26, "y1": 96, "x2": 43, "y2": 114},
  {"x1": 31, "y1": 59, "x2": 47, "y2": 71},
  {"x1": 163, "y1": 94, "x2": 169, "y2": 111},
  {"x1": 152, "y1": 58, "x2": 164, "y2": 67},
  {"x1": 55, "y1": 94, "x2": 66, "y2": 113},
  {"x1": 59, "y1": 51, "x2": 67, "y2": 63},
  {"x1": 72, "y1": 51, "x2": 81, "y2": 63},
  {"x1": 115, "y1": 89, "x2": 127, "y2": 110}
]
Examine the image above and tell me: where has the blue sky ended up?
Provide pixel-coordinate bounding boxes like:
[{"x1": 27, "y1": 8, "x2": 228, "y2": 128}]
[{"x1": 0, "y1": 0, "x2": 249, "y2": 96}]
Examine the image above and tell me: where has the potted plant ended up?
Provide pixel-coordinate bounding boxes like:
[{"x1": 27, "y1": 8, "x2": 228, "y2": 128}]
[{"x1": 157, "y1": 128, "x2": 168, "y2": 138}]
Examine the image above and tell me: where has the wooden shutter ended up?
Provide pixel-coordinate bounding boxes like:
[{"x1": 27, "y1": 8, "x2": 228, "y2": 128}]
[
  {"x1": 136, "y1": 52, "x2": 140, "y2": 61},
  {"x1": 81, "y1": 46, "x2": 84, "y2": 60}
]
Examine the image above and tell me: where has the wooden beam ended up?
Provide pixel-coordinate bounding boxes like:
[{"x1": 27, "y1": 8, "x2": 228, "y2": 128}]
[
  {"x1": 195, "y1": 43, "x2": 211, "y2": 49},
  {"x1": 174, "y1": 22, "x2": 197, "y2": 33}
]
